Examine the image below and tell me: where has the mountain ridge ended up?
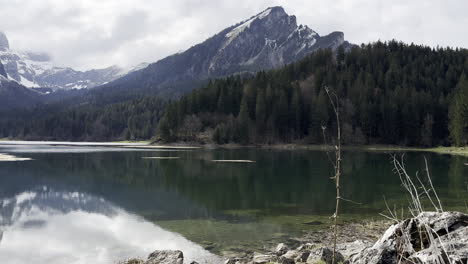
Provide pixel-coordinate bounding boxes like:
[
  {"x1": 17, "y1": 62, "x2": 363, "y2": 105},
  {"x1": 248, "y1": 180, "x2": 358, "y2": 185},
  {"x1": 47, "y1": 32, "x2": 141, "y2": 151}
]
[
  {"x1": 101, "y1": 6, "x2": 351, "y2": 96},
  {"x1": 0, "y1": 32, "x2": 145, "y2": 90}
]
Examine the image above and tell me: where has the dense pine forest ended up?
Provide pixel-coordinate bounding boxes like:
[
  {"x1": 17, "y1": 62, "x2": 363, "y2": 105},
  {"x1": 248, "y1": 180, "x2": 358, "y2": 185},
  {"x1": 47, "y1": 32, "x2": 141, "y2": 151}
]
[
  {"x1": 1, "y1": 41, "x2": 467, "y2": 146},
  {"x1": 159, "y1": 41, "x2": 468, "y2": 146},
  {"x1": 0, "y1": 97, "x2": 166, "y2": 141}
]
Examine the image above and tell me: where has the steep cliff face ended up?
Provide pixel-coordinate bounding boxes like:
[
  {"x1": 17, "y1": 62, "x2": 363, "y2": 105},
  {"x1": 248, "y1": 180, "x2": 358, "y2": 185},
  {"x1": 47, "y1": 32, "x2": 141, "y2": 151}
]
[
  {"x1": 110, "y1": 6, "x2": 351, "y2": 94},
  {"x1": 0, "y1": 60, "x2": 6, "y2": 78}
]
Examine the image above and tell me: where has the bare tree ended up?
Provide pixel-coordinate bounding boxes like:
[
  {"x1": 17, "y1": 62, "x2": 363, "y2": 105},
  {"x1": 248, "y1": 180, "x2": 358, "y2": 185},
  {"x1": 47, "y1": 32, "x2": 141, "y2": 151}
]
[{"x1": 322, "y1": 86, "x2": 342, "y2": 264}]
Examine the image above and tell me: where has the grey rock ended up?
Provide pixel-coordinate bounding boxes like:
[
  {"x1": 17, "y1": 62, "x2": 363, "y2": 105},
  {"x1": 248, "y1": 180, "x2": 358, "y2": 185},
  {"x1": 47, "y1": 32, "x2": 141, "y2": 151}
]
[
  {"x1": 349, "y1": 211, "x2": 468, "y2": 264},
  {"x1": 252, "y1": 252, "x2": 278, "y2": 263},
  {"x1": 411, "y1": 225, "x2": 468, "y2": 263},
  {"x1": 296, "y1": 243, "x2": 317, "y2": 251},
  {"x1": 275, "y1": 243, "x2": 289, "y2": 255},
  {"x1": 283, "y1": 249, "x2": 300, "y2": 259},
  {"x1": 278, "y1": 256, "x2": 295, "y2": 264},
  {"x1": 283, "y1": 249, "x2": 310, "y2": 263},
  {"x1": 145, "y1": 250, "x2": 184, "y2": 264},
  {"x1": 294, "y1": 251, "x2": 311, "y2": 263},
  {"x1": 336, "y1": 240, "x2": 372, "y2": 259},
  {"x1": 306, "y1": 247, "x2": 344, "y2": 264},
  {"x1": 224, "y1": 257, "x2": 251, "y2": 264}
]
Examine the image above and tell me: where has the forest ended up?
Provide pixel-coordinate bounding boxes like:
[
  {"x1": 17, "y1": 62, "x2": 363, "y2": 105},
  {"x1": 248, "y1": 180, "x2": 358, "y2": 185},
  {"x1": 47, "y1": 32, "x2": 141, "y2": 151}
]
[
  {"x1": 158, "y1": 41, "x2": 468, "y2": 146},
  {"x1": 0, "y1": 96, "x2": 166, "y2": 141},
  {"x1": 1, "y1": 41, "x2": 467, "y2": 146}
]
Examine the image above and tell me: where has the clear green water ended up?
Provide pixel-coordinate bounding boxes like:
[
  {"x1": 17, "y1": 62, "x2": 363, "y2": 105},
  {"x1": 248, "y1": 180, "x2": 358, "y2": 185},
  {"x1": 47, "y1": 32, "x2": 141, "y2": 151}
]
[{"x1": 0, "y1": 144, "x2": 467, "y2": 262}]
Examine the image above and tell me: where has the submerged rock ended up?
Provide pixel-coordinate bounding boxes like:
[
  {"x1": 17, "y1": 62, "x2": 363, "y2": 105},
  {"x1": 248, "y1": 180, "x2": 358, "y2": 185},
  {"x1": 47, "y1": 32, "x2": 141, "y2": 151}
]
[{"x1": 349, "y1": 211, "x2": 468, "y2": 264}]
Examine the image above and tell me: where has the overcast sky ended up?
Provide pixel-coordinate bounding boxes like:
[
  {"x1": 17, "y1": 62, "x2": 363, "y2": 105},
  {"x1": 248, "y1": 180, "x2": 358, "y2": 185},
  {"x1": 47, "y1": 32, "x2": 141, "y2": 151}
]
[{"x1": 0, "y1": 0, "x2": 466, "y2": 70}]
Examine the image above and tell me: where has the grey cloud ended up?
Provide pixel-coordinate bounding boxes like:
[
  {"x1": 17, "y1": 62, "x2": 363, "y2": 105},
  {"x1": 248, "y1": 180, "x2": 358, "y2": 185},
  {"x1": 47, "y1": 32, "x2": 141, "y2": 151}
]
[{"x1": 0, "y1": 0, "x2": 466, "y2": 70}]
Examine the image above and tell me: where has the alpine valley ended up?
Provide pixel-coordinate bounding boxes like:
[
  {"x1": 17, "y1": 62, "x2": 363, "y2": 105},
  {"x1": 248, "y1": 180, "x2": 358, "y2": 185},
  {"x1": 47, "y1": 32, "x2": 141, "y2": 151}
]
[{"x1": 0, "y1": 6, "x2": 466, "y2": 146}]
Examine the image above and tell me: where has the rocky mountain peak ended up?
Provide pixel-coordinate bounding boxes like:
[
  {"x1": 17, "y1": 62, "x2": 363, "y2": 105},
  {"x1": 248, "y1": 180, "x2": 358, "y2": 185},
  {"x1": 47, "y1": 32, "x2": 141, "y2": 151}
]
[
  {"x1": 0, "y1": 32, "x2": 9, "y2": 51},
  {"x1": 110, "y1": 6, "x2": 352, "y2": 96}
]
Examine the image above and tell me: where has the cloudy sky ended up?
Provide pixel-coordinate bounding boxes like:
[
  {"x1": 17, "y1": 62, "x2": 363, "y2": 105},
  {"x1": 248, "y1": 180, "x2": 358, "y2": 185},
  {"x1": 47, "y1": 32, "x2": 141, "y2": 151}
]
[{"x1": 0, "y1": 0, "x2": 466, "y2": 70}]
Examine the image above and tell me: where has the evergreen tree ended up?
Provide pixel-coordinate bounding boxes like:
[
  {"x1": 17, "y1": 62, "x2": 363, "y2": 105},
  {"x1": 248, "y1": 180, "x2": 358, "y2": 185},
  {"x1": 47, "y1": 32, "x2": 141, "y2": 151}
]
[
  {"x1": 255, "y1": 89, "x2": 267, "y2": 138},
  {"x1": 237, "y1": 96, "x2": 250, "y2": 144},
  {"x1": 449, "y1": 73, "x2": 468, "y2": 146}
]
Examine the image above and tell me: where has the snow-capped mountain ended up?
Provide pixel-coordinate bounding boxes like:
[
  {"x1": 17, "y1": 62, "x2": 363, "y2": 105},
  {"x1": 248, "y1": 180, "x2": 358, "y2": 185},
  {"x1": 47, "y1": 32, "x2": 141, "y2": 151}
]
[
  {"x1": 0, "y1": 32, "x2": 145, "y2": 90},
  {"x1": 108, "y1": 6, "x2": 352, "y2": 95},
  {"x1": 0, "y1": 60, "x2": 41, "y2": 110},
  {"x1": 0, "y1": 58, "x2": 7, "y2": 78}
]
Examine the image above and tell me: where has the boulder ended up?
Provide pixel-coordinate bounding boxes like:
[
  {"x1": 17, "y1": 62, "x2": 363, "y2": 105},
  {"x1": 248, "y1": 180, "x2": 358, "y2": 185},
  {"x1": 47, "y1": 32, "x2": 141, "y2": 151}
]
[
  {"x1": 145, "y1": 250, "x2": 184, "y2": 264},
  {"x1": 306, "y1": 247, "x2": 344, "y2": 264},
  {"x1": 336, "y1": 240, "x2": 372, "y2": 259},
  {"x1": 275, "y1": 243, "x2": 289, "y2": 255},
  {"x1": 349, "y1": 211, "x2": 468, "y2": 264},
  {"x1": 282, "y1": 249, "x2": 310, "y2": 262}
]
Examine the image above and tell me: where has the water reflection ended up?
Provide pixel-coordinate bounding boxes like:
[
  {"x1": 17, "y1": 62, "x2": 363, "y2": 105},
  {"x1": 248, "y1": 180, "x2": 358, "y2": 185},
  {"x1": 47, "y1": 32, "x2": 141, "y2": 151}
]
[
  {"x1": 0, "y1": 144, "x2": 466, "y2": 261},
  {"x1": 0, "y1": 187, "x2": 221, "y2": 264}
]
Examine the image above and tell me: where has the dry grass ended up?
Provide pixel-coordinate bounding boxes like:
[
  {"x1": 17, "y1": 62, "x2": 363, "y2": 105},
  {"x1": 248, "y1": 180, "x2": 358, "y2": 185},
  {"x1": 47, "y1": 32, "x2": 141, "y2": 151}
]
[{"x1": 382, "y1": 155, "x2": 456, "y2": 264}]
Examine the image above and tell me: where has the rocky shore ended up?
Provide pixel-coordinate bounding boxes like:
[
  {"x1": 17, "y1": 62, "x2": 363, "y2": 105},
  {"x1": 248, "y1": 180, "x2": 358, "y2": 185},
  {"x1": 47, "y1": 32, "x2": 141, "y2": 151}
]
[{"x1": 121, "y1": 211, "x2": 468, "y2": 264}]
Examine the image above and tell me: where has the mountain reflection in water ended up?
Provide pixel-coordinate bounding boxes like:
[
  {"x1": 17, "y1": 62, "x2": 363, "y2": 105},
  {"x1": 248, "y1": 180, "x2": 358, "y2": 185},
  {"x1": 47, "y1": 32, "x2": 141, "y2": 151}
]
[{"x1": 0, "y1": 187, "x2": 221, "y2": 264}]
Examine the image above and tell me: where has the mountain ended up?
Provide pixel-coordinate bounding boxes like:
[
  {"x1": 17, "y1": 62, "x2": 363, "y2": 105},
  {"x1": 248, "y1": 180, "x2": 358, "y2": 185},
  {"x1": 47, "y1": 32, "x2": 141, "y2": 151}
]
[
  {"x1": 158, "y1": 41, "x2": 467, "y2": 146},
  {"x1": 0, "y1": 61, "x2": 41, "y2": 111},
  {"x1": 0, "y1": 57, "x2": 7, "y2": 77},
  {"x1": 103, "y1": 6, "x2": 352, "y2": 96},
  {"x1": 0, "y1": 31, "x2": 144, "y2": 90}
]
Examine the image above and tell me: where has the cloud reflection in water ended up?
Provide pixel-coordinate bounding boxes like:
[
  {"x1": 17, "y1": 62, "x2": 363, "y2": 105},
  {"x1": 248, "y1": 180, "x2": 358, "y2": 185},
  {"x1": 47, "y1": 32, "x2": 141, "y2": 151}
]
[{"x1": 0, "y1": 188, "x2": 221, "y2": 264}]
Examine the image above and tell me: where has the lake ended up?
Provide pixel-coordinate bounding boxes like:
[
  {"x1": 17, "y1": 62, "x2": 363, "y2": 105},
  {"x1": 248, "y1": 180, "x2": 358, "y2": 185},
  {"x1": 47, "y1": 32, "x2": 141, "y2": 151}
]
[{"x1": 0, "y1": 142, "x2": 467, "y2": 263}]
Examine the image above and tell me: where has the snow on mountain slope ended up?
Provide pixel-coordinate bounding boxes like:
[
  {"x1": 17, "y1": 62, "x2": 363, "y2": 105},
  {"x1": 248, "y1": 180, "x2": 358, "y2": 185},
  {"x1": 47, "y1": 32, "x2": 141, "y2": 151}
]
[
  {"x1": 0, "y1": 60, "x2": 42, "y2": 110},
  {"x1": 109, "y1": 6, "x2": 352, "y2": 95},
  {"x1": 0, "y1": 32, "x2": 147, "y2": 90}
]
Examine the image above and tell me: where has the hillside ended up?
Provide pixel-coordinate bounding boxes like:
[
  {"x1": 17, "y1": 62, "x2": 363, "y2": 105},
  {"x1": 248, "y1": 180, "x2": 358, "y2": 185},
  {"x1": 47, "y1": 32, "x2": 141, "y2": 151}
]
[
  {"x1": 94, "y1": 6, "x2": 351, "y2": 99},
  {"x1": 2, "y1": 41, "x2": 467, "y2": 146},
  {"x1": 158, "y1": 41, "x2": 468, "y2": 146}
]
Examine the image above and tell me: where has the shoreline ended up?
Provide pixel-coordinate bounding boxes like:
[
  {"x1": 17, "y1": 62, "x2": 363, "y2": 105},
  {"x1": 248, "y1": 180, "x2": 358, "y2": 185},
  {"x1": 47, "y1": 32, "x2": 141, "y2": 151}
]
[
  {"x1": 145, "y1": 142, "x2": 468, "y2": 156},
  {"x1": 1, "y1": 140, "x2": 467, "y2": 156}
]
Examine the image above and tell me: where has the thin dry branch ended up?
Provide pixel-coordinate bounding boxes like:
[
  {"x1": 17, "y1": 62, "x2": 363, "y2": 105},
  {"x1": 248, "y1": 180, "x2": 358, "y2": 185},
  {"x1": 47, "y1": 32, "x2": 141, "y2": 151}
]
[{"x1": 323, "y1": 86, "x2": 341, "y2": 264}]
